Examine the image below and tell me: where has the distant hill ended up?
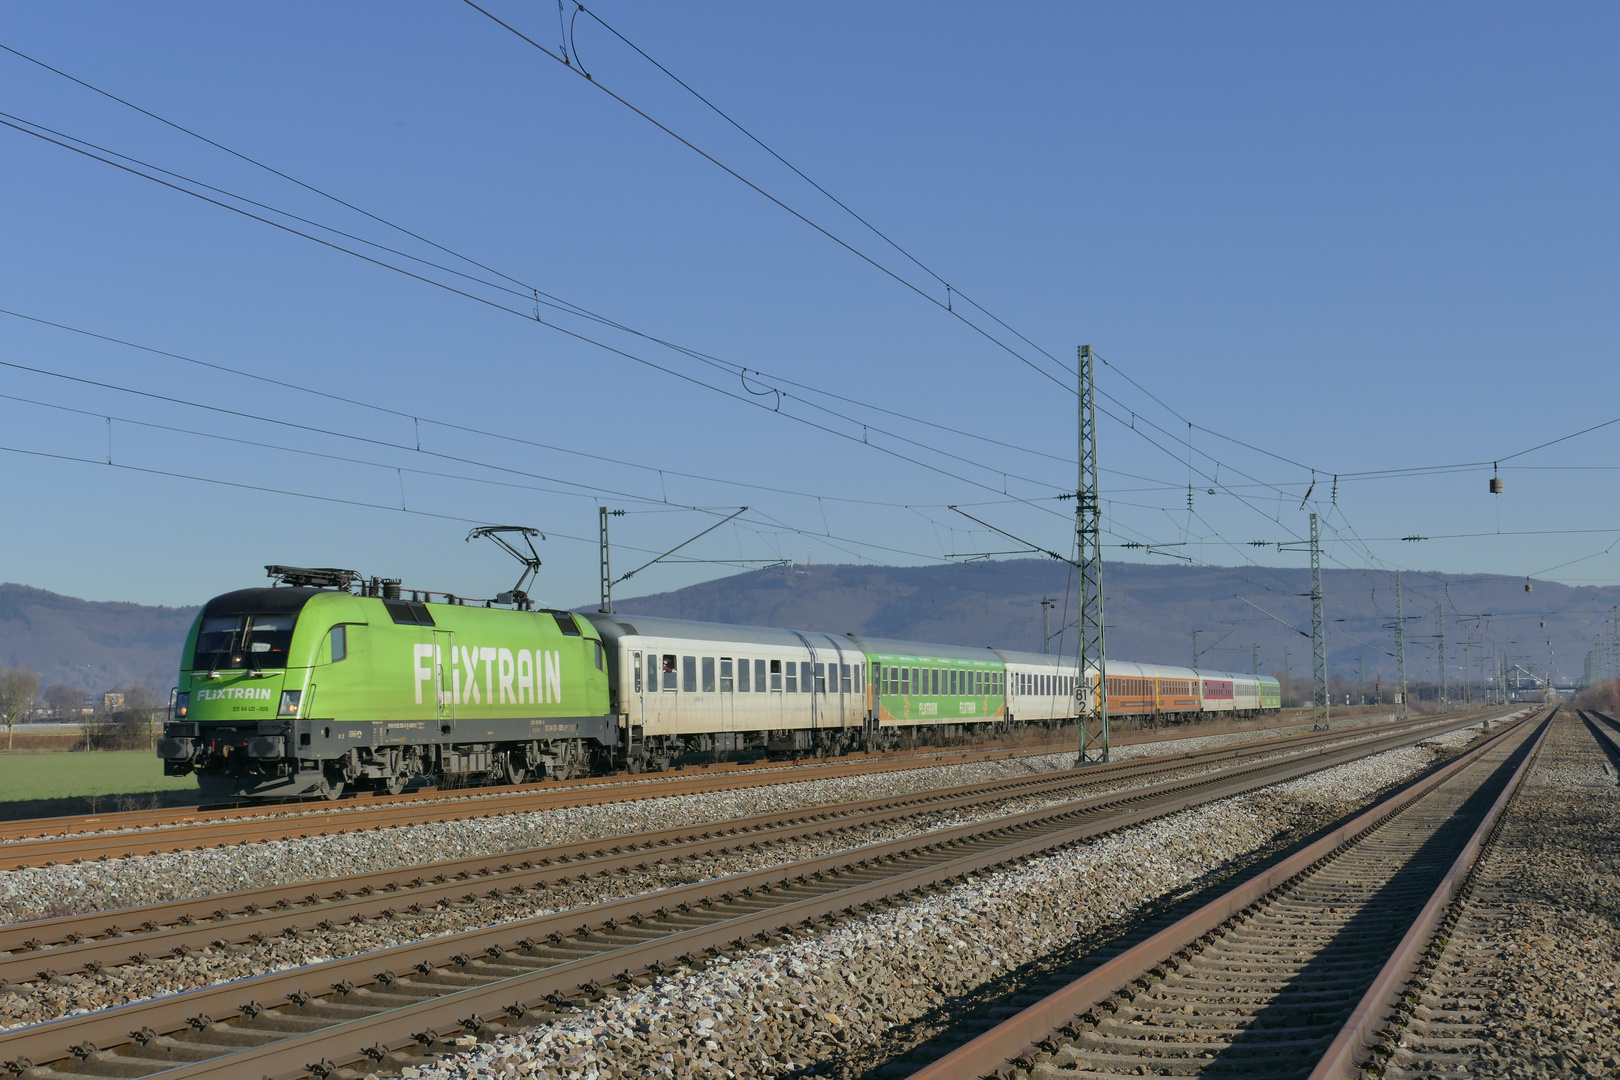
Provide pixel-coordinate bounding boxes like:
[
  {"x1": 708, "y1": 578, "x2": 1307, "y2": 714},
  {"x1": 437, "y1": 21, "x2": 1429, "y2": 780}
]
[
  {"x1": 611, "y1": 560, "x2": 1618, "y2": 689},
  {"x1": 5, "y1": 560, "x2": 1615, "y2": 693},
  {"x1": 0, "y1": 584, "x2": 198, "y2": 692}
]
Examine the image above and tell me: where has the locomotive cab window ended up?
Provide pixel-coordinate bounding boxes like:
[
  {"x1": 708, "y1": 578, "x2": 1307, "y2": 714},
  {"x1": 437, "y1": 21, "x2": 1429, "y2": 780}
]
[
  {"x1": 330, "y1": 625, "x2": 347, "y2": 663},
  {"x1": 553, "y1": 612, "x2": 582, "y2": 636},
  {"x1": 192, "y1": 613, "x2": 297, "y2": 671},
  {"x1": 594, "y1": 642, "x2": 604, "y2": 670}
]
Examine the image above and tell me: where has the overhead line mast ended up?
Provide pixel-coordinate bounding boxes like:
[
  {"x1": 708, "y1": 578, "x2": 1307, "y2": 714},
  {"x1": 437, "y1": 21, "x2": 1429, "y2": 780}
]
[
  {"x1": 1310, "y1": 512, "x2": 1329, "y2": 730},
  {"x1": 1077, "y1": 345, "x2": 1108, "y2": 764},
  {"x1": 1394, "y1": 571, "x2": 1409, "y2": 721}
]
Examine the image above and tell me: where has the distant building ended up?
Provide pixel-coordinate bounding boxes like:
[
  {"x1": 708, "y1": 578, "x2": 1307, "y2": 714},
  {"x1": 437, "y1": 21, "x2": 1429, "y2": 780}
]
[{"x1": 102, "y1": 691, "x2": 124, "y2": 711}]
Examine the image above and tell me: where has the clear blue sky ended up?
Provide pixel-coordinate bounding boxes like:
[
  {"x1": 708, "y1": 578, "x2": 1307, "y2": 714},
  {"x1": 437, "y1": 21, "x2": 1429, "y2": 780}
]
[{"x1": 2, "y1": 1, "x2": 1617, "y2": 611}]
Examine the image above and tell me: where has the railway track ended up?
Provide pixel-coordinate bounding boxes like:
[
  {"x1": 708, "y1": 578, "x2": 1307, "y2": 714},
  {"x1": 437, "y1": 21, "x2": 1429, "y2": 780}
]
[
  {"x1": 0, "y1": 711, "x2": 1499, "y2": 984},
  {"x1": 0, "y1": 710, "x2": 1512, "y2": 1079},
  {"x1": 0, "y1": 741, "x2": 1064, "y2": 847},
  {"x1": 0, "y1": 711, "x2": 1438, "y2": 847},
  {"x1": 0, "y1": 712, "x2": 1491, "y2": 873},
  {"x1": 1, "y1": 719, "x2": 1312, "y2": 845},
  {"x1": 902, "y1": 706, "x2": 1551, "y2": 1080},
  {"x1": 1367, "y1": 709, "x2": 1617, "y2": 1079}
]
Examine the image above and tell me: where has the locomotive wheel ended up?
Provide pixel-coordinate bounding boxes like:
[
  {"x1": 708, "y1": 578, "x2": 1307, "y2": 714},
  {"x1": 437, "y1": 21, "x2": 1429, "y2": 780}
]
[
  {"x1": 378, "y1": 772, "x2": 408, "y2": 796},
  {"x1": 502, "y1": 754, "x2": 529, "y2": 785},
  {"x1": 312, "y1": 769, "x2": 345, "y2": 801}
]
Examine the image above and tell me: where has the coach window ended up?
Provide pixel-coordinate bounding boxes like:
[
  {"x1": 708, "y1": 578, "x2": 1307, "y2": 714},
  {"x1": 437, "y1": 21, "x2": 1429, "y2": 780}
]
[
  {"x1": 702, "y1": 657, "x2": 716, "y2": 693},
  {"x1": 683, "y1": 656, "x2": 698, "y2": 693},
  {"x1": 899, "y1": 667, "x2": 909, "y2": 696},
  {"x1": 737, "y1": 658, "x2": 749, "y2": 693},
  {"x1": 720, "y1": 658, "x2": 733, "y2": 693},
  {"x1": 662, "y1": 654, "x2": 678, "y2": 691},
  {"x1": 633, "y1": 651, "x2": 643, "y2": 693},
  {"x1": 770, "y1": 659, "x2": 782, "y2": 691},
  {"x1": 813, "y1": 663, "x2": 826, "y2": 693},
  {"x1": 785, "y1": 661, "x2": 798, "y2": 693},
  {"x1": 841, "y1": 664, "x2": 852, "y2": 693},
  {"x1": 756, "y1": 659, "x2": 768, "y2": 692}
]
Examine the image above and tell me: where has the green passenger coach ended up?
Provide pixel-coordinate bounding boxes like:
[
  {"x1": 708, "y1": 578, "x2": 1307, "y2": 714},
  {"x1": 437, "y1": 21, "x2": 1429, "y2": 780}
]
[{"x1": 868, "y1": 650, "x2": 1005, "y2": 726}]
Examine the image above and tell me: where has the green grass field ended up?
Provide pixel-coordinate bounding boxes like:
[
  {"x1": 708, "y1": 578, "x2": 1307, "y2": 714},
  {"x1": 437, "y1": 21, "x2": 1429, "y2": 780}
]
[{"x1": 0, "y1": 751, "x2": 197, "y2": 803}]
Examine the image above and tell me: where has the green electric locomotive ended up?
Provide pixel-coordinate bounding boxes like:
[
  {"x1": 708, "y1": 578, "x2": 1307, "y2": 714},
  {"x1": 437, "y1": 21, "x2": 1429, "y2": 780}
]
[{"x1": 158, "y1": 566, "x2": 615, "y2": 799}]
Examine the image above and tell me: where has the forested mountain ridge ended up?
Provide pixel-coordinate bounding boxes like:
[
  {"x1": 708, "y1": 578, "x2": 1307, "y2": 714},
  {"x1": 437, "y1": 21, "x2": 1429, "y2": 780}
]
[{"x1": 4, "y1": 560, "x2": 1612, "y2": 692}]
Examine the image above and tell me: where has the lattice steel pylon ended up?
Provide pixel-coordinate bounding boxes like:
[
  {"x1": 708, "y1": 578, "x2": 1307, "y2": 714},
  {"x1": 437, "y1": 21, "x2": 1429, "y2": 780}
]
[
  {"x1": 1394, "y1": 571, "x2": 1409, "y2": 721},
  {"x1": 1310, "y1": 512, "x2": 1329, "y2": 730},
  {"x1": 1077, "y1": 345, "x2": 1108, "y2": 764},
  {"x1": 1436, "y1": 604, "x2": 1447, "y2": 710}
]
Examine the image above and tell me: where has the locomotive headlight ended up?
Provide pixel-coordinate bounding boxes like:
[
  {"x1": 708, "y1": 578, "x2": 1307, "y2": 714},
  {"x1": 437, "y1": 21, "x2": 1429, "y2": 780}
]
[
  {"x1": 172, "y1": 692, "x2": 189, "y2": 719},
  {"x1": 277, "y1": 690, "x2": 302, "y2": 717}
]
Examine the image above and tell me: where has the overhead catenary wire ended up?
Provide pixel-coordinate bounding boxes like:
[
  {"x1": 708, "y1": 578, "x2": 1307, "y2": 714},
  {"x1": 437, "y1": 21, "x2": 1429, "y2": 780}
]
[
  {"x1": 0, "y1": 40, "x2": 1105, "y2": 476},
  {"x1": 459, "y1": 0, "x2": 1078, "y2": 395},
  {"x1": 8, "y1": 28, "x2": 1608, "y2": 603},
  {"x1": 0, "y1": 114, "x2": 1087, "y2": 522}
]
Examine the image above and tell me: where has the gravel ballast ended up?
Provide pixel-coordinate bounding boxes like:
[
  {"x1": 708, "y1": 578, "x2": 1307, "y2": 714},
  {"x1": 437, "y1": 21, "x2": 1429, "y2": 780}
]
[
  {"x1": 349, "y1": 729, "x2": 1487, "y2": 1080},
  {"x1": 0, "y1": 715, "x2": 1474, "y2": 926},
  {"x1": 0, "y1": 720, "x2": 1466, "y2": 1029},
  {"x1": 1378, "y1": 711, "x2": 1620, "y2": 1080}
]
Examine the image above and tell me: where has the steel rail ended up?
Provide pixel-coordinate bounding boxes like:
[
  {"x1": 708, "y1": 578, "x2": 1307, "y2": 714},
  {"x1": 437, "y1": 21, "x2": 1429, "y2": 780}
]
[
  {"x1": 0, "y1": 711, "x2": 1503, "y2": 872},
  {"x1": 1580, "y1": 709, "x2": 1620, "y2": 770},
  {"x1": 0, "y1": 711, "x2": 1499, "y2": 977},
  {"x1": 0, "y1": 738, "x2": 1064, "y2": 843},
  {"x1": 902, "y1": 707, "x2": 1550, "y2": 1080},
  {"x1": 0, "y1": 751, "x2": 1049, "y2": 861},
  {"x1": 1306, "y1": 706, "x2": 1551, "y2": 1078},
  {"x1": 0, "y1": 750, "x2": 1040, "y2": 866},
  {"x1": 0, "y1": 710, "x2": 1508, "y2": 1079},
  {"x1": 0, "y1": 740, "x2": 1258, "y2": 979},
  {"x1": 0, "y1": 710, "x2": 1489, "y2": 847}
]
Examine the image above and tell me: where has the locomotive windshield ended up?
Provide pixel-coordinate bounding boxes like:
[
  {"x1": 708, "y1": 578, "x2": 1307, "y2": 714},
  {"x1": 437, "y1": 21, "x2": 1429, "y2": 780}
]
[{"x1": 192, "y1": 613, "x2": 298, "y2": 670}]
